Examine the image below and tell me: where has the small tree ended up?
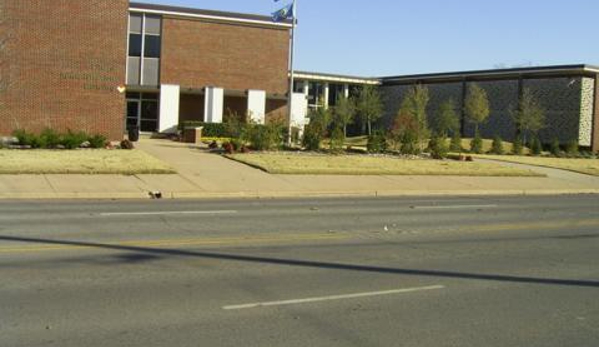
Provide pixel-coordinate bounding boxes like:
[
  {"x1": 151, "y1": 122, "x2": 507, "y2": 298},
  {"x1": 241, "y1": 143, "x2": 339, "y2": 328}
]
[
  {"x1": 550, "y1": 138, "x2": 561, "y2": 157},
  {"x1": 512, "y1": 134, "x2": 524, "y2": 155},
  {"x1": 530, "y1": 135, "x2": 542, "y2": 156},
  {"x1": 399, "y1": 85, "x2": 430, "y2": 152},
  {"x1": 428, "y1": 132, "x2": 448, "y2": 159},
  {"x1": 491, "y1": 135, "x2": 504, "y2": 155},
  {"x1": 332, "y1": 95, "x2": 356, "y2": 138},
  {"x1": 355, "y1": 85, "x2": 384, "y2": 136},
  {"x1": 470, "y1": 130, "x2": 483, "y2": 154},
  {"x1": 464, "y1": 83, "x2": 490, "y2": 136},
  {"x1": 389, "y1": 107, "x2": 418, "y2": 152},
  {"x1": 302, "y1": 107, "x2": 331, "y2": 151},
  {"x1": 512, "y1": 88, "x2": 545, "y2": 145},
  {"x1": 434, "y1": 99, "x2": 460, "y2": 139},
  {"x1": 450, "y1": 131, "x2": 463, "y2": 152}
]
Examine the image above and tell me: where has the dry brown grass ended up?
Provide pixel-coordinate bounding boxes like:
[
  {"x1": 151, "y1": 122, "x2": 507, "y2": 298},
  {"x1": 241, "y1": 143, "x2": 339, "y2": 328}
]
[
  {"x1": 0, "y1": 149, "x2": 176, "y2": 174},
  {"x1": 227, "y1": 153, "x2": 542, "y2": 176},
  {"x1": 474, "y1": 154, "x2": 599, "y2": 176}
]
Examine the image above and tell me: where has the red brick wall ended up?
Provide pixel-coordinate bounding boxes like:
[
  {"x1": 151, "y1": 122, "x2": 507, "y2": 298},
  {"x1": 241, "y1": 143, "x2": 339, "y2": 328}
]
[
  {"x1": 0, "y1": 0, "x2": 128, "y2": 140},
  {"x1": 161, "y1": 18, "x2": 290, "y2": 95},
  {"x1": 266, "y1": 99, "x2": 287, "y2": 123}
]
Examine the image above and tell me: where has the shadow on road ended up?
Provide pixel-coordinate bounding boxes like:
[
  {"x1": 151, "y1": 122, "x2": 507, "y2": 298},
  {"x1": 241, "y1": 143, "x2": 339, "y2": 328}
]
[{"x1": 1, "y1": 235, "x2": 598, "y2": 288}]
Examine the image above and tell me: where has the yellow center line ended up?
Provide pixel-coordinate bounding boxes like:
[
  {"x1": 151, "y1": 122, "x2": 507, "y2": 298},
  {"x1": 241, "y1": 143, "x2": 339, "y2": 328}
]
[{"x1": 0, "y1": 233, "x2": 350, "y2": 254}]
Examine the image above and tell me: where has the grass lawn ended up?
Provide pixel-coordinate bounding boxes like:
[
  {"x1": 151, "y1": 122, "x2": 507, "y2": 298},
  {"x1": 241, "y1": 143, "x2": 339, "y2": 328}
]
[
  {"x1": 0, "y1": 149, "x2": 176, "y2": 174},
  {"x1": 227, "y1": 153, "x2": 542, "y2": 176},
  {"x1": 473, "y1": 154, "x2": 599, "y2": 176}
]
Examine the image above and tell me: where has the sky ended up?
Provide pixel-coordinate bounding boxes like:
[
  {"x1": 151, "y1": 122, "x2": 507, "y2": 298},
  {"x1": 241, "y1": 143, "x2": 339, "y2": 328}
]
[{"x1": 140, "y1": 0, "x2": 599, "y2": 77}]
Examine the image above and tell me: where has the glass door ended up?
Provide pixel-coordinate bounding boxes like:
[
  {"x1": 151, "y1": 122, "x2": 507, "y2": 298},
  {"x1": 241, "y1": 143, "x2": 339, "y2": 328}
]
[{"x1": 126, "y1": 99, "x2": 140, "y2": 130}]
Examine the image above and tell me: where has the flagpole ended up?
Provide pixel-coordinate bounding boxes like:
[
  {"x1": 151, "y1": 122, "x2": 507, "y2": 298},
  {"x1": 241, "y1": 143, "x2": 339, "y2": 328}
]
[{"x1": 286, "y1": 0, "x2": 297, "y2": 146}]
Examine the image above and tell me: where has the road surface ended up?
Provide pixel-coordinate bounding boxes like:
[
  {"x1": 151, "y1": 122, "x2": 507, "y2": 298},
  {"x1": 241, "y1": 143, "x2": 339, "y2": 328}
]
[{"x1": 1, "y1": 195, "x2": 598, "y2": 346}]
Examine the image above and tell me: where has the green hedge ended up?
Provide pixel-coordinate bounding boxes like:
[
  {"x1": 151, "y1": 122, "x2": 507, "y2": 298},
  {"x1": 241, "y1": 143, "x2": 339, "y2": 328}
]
[
  {"x1": 12, "y1": 129, "x2": 107, "y2": 149},
  {"x1": 179, "y1": 121, "x2": 229, "y2": 138}
]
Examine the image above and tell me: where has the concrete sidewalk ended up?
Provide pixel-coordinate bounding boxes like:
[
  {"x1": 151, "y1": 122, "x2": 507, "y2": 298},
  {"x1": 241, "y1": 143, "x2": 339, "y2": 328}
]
[{"x1": 1, "y1": 139, "x2": 598, "y2": 199}]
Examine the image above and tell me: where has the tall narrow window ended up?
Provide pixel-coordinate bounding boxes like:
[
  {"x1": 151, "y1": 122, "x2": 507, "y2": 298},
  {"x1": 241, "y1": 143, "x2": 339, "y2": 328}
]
[{"x1": 127, "y1": 13, "x2": 162, "y2": 86}]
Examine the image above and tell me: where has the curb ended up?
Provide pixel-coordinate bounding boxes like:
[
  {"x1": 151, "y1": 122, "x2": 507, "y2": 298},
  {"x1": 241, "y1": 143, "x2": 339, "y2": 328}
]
[{"x1": 1, "y1": 189, "x2": 598, "y2": 200}]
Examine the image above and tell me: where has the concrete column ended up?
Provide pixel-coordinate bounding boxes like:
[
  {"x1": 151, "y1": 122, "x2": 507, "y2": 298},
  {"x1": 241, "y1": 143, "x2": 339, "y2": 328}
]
[
  {"x1": 204, "y1": 86, "x2": 224, "y2": 123},
  {"x1": 323, "y1": 83, "x2": 330, "y2": 109},
  {"x1": 291, "y1": 92, "x2": 308, "y2": 129},
  {"x1": 159, "y1": 84, "x2": 180, "y2": 133},
  {"x1": 343, "y1": 84, "x2": 350, "y2": 98},
  {"x1": 303, "y1": 81, "x2": 309, "y2": 96},
  {"x1": 247, "y1": 90, "x2": 266, "y2": 125}
]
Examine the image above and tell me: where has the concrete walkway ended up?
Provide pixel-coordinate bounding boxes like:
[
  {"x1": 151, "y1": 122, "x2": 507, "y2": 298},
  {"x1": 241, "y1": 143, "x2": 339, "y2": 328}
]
[{"x1": 1, "y1": 139, "x2": 598, "y2": 199}]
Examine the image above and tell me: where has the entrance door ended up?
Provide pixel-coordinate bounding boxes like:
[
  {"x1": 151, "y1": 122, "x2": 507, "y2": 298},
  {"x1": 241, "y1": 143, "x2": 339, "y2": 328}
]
[
  {"x1": 125, "y1": 93, "x2": 159, "y2": 133},
  {"x1": 126, "y1": 100, "x2": 140, "y2": 130}
]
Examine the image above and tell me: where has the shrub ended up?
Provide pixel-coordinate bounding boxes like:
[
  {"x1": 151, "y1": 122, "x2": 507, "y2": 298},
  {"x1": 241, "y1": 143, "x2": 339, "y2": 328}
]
[
  {"x1": 88, "y1": 134, "x2": 107, "y2": 149},
  {"x1": 428, "y1": 132, "x2": 448, "y2": 159},
  {"x1": 566, "y1": 140, "x2": 579, "y2": 157},
  {"x1": 470, "y1": 129, "x2": 483, "y2": 154},
  {"x1": 329, "y1": 126, "x2": 345, "y2": 153},
  {"x1": 450, "y1": 131, "x2": 463, "y2": 152},
  {"x1": 302, "y1": 123, "x2": 322, "y2": 151},
  {"x1": 12, "y1": 129, "x2": 41, "y2": 148},
  {"x1": 40, "y1": 128, "x2": 61, "y2": 148},
  {"x1": 61, "y1": 130, "x2": 88, "y2": 149},
  {"x1": 530, "y1": 136, "x2": 542, "y2": 156},
  {"x1": 490, "y1": 135, "x2": 504, "y2": 155},
  {"x1": 245, "y1": 123, "x2": 284, "y2": 151},
  {"x1": 367, "y1": 130, "x2": 388, "y2": 154},
  {"x1": 400, "y1": 130, "x2": 419, "y2": 155},
  {"x1": 550, "y1": 138, "x2": 561, "y2": 157},
  {"x1": 512, "y1": 135, "x2": 523, "y2": 155}
]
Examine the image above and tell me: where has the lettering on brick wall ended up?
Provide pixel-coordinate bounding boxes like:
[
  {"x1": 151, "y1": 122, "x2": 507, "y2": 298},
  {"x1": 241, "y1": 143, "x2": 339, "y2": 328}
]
[{"x1": 59, "y1": 61, "x2": 119, "y2": 92}]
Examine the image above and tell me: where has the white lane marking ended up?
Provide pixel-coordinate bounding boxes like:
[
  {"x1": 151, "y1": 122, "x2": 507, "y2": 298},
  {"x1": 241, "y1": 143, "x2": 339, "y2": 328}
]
[
  {"x1": 99, "y1": 210, "x2": 238, "y2": 217},
  {"x1": 223, "y1": 285, "x2": 445, "y2": 310},
  {"x1": 412, "y1": 204, "x2": 498, "y2": 210}
]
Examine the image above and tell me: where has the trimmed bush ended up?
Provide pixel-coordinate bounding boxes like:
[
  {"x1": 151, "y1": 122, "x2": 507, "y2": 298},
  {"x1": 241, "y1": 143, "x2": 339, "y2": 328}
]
[
  {"x1": 179, "y1": 121, "x2": 230, "y2": 138},
  {"x1": 490, "y1": 135, "x2": 504, "y2": 155},
  {"x1": 244, "y1": 123, "x2": 284, "y2": 151}
]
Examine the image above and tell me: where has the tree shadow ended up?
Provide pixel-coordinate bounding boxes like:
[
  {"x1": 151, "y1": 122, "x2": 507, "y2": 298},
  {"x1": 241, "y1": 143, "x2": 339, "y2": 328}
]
[{"x1": 1, "y1": 235, "x2": 598, "y2": 288}]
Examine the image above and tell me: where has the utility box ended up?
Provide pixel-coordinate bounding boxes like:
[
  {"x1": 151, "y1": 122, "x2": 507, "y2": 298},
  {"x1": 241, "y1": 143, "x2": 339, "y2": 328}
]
[{"x1": 183, "y1": 127, "x2": 203, "y2": 144}]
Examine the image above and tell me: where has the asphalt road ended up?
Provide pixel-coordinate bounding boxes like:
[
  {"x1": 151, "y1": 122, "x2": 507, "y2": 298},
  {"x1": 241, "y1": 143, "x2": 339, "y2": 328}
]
[{"x1": 1, "y1": 195, "x2": 598, "y2": 346}]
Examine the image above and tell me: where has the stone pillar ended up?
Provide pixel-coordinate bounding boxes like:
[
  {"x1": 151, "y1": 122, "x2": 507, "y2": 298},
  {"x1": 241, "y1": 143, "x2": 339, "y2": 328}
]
[
  {"x1": 159, "y1": 84, "x2": 180, "y2": 133},
  {"x1": 247, "y1": 90, "x2": 266, "y2": 125},
  {"x1": 343, "y1": 84, "x2": 350, "y2": 98},
  {"x1": 204, "y1": 87, "x2": 224, "y2": 123}
]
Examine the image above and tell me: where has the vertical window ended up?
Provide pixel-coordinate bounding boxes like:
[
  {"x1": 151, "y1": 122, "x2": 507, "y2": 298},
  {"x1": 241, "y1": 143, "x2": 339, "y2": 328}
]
[{"x1": 127, "y1": 13, "x2": 162, "y2": 86}]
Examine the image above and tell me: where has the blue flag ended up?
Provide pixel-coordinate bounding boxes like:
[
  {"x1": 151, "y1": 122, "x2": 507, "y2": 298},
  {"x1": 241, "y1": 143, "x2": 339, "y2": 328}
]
[{"x1": 272, "y1": 3, "x2": 293, "y2": 22}]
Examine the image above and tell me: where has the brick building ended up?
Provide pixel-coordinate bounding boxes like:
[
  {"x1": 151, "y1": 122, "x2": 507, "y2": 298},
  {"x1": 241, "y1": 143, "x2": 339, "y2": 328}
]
[{"x1": 1, "y1": 1, "x2": 598, "y2": 152}]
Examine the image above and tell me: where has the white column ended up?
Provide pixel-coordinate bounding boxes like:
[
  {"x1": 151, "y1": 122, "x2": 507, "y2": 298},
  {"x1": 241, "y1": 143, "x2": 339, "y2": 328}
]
[
  {"x1": 159, "y1": 84, "x2": 180, "y2": 133},
  {"x1": 323, "y1": 83, "x2": 330, "y2": 109},
  {"x1": 343, "y1": 84, "x2": 350, "y2": 98},
  {"x1": 291, "y1": 92, "x2": 309, "y2": 131},
  {"x1": 247, "y1": 90, "x2": 266, "y2": 125},
  {"x1": 204, "y1": 86, "x2": 224, "y2": 123},
  {"x1": 303, "y1": 81, "x2": 309, "y2": 96}
]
